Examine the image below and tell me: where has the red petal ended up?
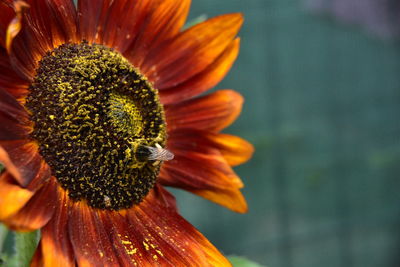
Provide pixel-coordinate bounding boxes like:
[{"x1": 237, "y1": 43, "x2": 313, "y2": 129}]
[
  {"x1": 77, "y1": 0, "x2": 190, "y2": 64},
  {"x1": 77, "y1": 0, "x2": 114, "y2": 44},
  {"x1": 98, "y1": 210, "x2": 156, "y2": 266},
  {"x1": 160, "y1": 152, "x2": 243, "y2": 189},
  {"x1": 0, "y1": 111, "x2": 30, "y2": 141},
  {"x1": 4, "y1": 177, "x2": 57, "y2": 231},
  {"x1": 0, "y1": 140, "x2": 48, "y2": 187},
  {"x1": 95, "y1": 186, "x2": 232, "y2": 266},
  {"x1": 78, "y1": 0, "x2": 168, "y2": 49},
  {"x1": 125, "y1": 0, "x2": 191, "y2": 67},
  {"x1": 0, "y1": 172, "x2": 33, "y2": 220},
  {"x1": 68, "y1": 200, "x2": 120, "y2": 266},
  {"x1": 142, "y1": 13, "x2": 243, "y2": 89},
  {"x1": 165, "y1": 90, "x2": 243, "y2": 132},
  {"x1": 0, "y1": 144, "x2": 22, "y2": 182},
  {"x1": 8, "y1": 0, "x2": 78, "y2": 80},
  {"x1": 0, "y1": 49, "x2": 30, "y2": 97},
  {"x1": 30, "y1": 244, "x2": 44, "y2": 267},
  {"x1": 66, "y1": 186, "x2": 230, "y2": 266},
  {"x1": 24, "y1": 0, "x2": 78, "y2": 45},
  {"x1": 159, "y1": 38, "x2": 240, "y2": 104},
  {"x1": 33, "y1": 186, "x2": 75, "y2": 267},
  {"x1": 100, "y1": 0, "x2": 153, "y2": 52},
  {"x1": 129, "y1": 186, "x2": 232, "y2": 266},
  {"x1": 0, "y1": 86, "x2": 29, "y2": 119}
]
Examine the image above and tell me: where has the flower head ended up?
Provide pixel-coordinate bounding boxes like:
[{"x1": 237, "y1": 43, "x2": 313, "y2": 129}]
[{"x1": 0, "y1": 0, "x2": 254, "y2": 265}]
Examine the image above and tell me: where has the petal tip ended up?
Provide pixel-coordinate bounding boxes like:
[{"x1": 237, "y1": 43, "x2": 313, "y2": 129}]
[
  {"x1": 224, "y1": 12, "x2": 244, "y2": 24},
  {"x1": 244, "y1": 140, "x2": 255, "y2": 160},
  {"x1": 235, "y1": 201, "x2": 248, "y2": 214},
  {"x1": 223, "y1": 89, "x2": 244, "y2": 107},
  {"x1": 5, "y1": 0, "x2": 29, "y2": 53}
]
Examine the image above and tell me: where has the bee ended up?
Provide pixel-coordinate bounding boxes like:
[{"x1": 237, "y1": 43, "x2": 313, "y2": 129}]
[{"x1": 134, "y1": 142, "x2": 174, "y2": 166}]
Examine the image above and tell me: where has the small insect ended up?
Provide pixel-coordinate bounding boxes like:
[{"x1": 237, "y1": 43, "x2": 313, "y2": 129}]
[
  {"x1": 104, "y1": 195, "x2": 112, "y2": 208},
  {"x1": 133, "y1": 141, "x2": 174, "y2": 166},
  {"x1": 146, "y1": 143, "x2": 174, "y2": 161}
]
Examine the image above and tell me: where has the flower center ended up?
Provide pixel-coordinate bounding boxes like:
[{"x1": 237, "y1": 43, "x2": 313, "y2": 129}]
[{"x1": 26, "y1": 42, "x2": 172, "y2": 210}]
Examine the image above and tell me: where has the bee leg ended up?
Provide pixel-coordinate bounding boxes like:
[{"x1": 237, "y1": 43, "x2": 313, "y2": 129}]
[{"x1": 152, "y1": 160, "x2": 161, "y2": 166}]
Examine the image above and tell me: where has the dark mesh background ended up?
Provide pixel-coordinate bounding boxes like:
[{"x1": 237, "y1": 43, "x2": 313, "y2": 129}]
[
  {"x1": 1, "y1": 1, "x2": 400, "y2": 266},
  {"x1": 173, "y1": 0, "x2": 400, "y2": 266}
]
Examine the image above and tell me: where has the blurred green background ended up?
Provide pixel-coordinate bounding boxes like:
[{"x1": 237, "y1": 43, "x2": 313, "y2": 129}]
[{"x1": 172, "y1": 0, "x2": 400, "y2": 267}]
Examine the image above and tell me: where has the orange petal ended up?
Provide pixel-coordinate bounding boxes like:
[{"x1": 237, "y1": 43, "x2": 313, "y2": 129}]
[
  {"x1": 165, "y1": 89, "x2": 243, "y2": 132},
  {"x1": 0, "y1": 1, "x2": 13, "y2": 45},
  {"x1": 208, "y1": 134, "x2": 254, "y2": 166},
  {"x1": 210, "y1": 133, "x2": 254, "y2": 166},
  {"x1": 143, "y1": 13, "x2": 243, "y2": 89},
  {"x1": 190, "y1": 187, "x2": 248, "y2": 213},
  {"x1": 159, "y1": 38, "x2": 240, "y2": 105},
  {"x1": 0, "y1": 1, "x2": 18, "y2": 48},
  {"x1": 159, "y1": 160, "x2": 246, "y2": 212},
  {"x1": 32, "y1": 186, "x2": 75, "y2": 267},
  {"x1": 168, "y1": 129, "x2": 254, "y2": 167},
  {"x1": 4, "y1": 177, "x2": 57, "y2": 231},
  {"x1": 159, "y1": 129, "x2": 252, "y2": 212},
  {"x1": 125, "y1": 0, "x2": 191, "y2": 67},
  {"x1": 0, "y1": 172, "x2": 33, "y2": 220},
  {"x1": 5, "y1": 0, "x2": 28, "y2": 53}
]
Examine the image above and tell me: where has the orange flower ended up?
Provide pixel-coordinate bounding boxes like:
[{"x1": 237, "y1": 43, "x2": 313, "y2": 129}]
[{"x1": 0, "y1": 0, "x2": 254, "y2": 266}]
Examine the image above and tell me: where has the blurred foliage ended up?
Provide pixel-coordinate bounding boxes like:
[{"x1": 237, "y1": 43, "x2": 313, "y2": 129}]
[
  {"x1": 229, "y1": 256, "x2": 266, "y2": 267},
  {"x1": 0, "y1": 229, "x2": 39, "y2": 267}
]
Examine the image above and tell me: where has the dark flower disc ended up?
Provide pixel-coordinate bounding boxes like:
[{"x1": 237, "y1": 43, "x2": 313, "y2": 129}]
[{"x1": 26, "y1": 42, "x2": 167, "y2": 210}]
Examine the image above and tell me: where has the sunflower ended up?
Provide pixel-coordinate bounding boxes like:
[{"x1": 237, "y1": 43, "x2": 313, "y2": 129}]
[{"x1": 0, "y1": 0, "x2": 254, "y2": 266}]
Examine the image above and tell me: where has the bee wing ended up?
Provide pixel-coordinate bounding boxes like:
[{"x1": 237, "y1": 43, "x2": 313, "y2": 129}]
[{"x1": 146, "y1": 146, "x2": 174, "y2": 161}]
